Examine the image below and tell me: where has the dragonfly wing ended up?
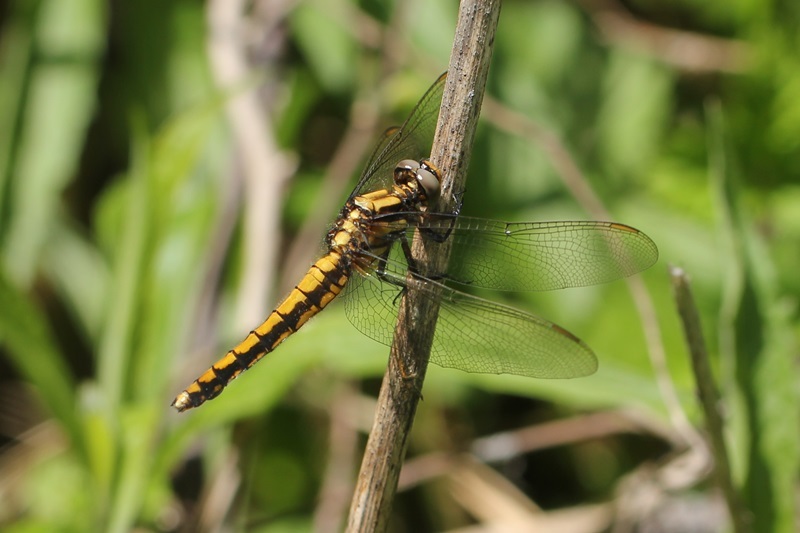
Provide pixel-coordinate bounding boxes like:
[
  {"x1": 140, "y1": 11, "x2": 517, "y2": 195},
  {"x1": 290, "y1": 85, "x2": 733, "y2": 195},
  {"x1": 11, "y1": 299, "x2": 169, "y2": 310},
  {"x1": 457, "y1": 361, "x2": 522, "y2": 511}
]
[
  {"x1": 343, "y1": 260, "x2": 597, "y2": 379},
  {"x1": 342, "y1": 264, "x2": 403, "y2": 349},
  {"x1": 404, "y1": 217, "x2": 659, "y2": 292},
  {"x1": 350, "y1": 73, "x2": 447, "y2": 198},
  {"x1": 428, "y1": 277, "x2": 597, "y2": 378}
]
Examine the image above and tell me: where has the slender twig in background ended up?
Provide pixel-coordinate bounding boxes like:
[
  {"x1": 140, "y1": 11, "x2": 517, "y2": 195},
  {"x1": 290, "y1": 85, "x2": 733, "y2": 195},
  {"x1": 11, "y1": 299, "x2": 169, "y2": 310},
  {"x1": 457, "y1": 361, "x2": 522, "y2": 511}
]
[
  {"x1": 398, "y1": 409, "x2": 676, "y2": 490},
  {"x1": 579, "y1": 0, "x2": 751, "y2": 74},
  {"x1": 195, "y1": 451, "x2": 241, "y2": 532},
  {"x1": 669, "y1": 266, "x2": 752, "y2": 533},
  {"x1": 312, "y1": 0, "x2": 383, "y2": 49},
  {"x1": 482, "y1": 94, "x2": 706, "y2": 466},
  {"x1": 448, "y1": 456, "x2": 615, "y2": 531},
  {"x1": 207, "y1": 0, "x2": 296, "y2": 331},
  {"x1": 346, "y1": 1, "x2": 502, "y2": 530},
  {"x1": 312, "y1": 383, "x2": 361, "y2": 533}
]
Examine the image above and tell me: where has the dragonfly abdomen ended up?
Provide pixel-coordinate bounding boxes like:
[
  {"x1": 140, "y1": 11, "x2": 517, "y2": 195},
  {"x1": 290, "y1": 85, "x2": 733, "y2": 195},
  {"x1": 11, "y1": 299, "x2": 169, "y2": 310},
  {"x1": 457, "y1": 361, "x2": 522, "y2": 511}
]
[{"x1": 172, "y1": 252, "x2": 350, "y2": 412}]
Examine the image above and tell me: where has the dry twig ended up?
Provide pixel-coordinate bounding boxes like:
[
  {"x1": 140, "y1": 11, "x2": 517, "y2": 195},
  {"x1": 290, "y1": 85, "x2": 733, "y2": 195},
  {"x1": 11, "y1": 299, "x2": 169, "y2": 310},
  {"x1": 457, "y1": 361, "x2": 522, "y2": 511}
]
[
  {"x1": 345, "y1": 1, "x2": 503, "y2": 530},
  {"x1": 670, "y1": 266, "x2": 751, "y2": 533}
]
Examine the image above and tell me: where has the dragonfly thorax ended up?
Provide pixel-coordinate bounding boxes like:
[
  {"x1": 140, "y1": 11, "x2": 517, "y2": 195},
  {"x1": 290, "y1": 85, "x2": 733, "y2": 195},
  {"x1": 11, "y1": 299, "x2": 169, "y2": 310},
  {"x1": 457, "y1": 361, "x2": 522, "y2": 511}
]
[{"x1": 325, "y1": 159, "x2": 443, "y2": 258}]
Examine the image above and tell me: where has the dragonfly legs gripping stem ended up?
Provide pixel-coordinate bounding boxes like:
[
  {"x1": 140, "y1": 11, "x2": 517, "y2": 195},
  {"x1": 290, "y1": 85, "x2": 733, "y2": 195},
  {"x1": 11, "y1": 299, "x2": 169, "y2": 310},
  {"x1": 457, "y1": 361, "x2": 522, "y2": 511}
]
[{"x1": 419, "y1": 190, "x2": 463, "y2": 243}]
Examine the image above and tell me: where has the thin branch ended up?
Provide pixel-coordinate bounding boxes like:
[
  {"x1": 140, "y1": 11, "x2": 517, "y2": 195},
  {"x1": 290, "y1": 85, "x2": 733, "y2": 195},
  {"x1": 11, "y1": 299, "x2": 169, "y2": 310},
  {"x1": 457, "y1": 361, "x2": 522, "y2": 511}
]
[
  {"x1": 482, "y1": 98, "x2": 610, "y2": 218},
  {"x1": 313, "y1": 383, "x2": 360, "y2": 533},
  {"x1": 669, "y1": 266, "x2": 752, "y2": 533},
  {"x1": 582, "y1": 0, "x2": 752, "y2": 74},
  {"x1": 398, "y1": 409, "x2": 675, "y2": 490},
  {"x1": 448, "y1": 456, "x2": 614, "y2": 531},
  {"x1": 345, "y1": 1, "x2": 503, "y2": 530},
  {"x1": 483, "y1": 86, "x2": 705, "y2": 461},
  {"x1": 206, "y1": 0, "x2": 296, "y2": 329}
]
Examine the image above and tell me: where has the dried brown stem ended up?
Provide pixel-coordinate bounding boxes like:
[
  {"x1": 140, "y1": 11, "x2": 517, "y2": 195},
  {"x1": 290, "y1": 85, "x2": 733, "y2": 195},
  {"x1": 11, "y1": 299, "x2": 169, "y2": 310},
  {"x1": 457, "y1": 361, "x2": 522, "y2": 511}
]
[
  {"x1": 669, "y1": 266, "x2": 752, "y2": 533},
  {"x1": 345, "y1": 1, "x2": 502, "y2": 530}
]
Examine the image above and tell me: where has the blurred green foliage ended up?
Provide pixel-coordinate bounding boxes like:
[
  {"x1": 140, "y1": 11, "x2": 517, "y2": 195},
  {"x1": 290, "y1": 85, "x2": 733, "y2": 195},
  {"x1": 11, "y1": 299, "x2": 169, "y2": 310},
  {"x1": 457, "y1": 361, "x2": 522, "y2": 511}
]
[{"x1": 0, "y1": 0, "x2": 797, "y2": 531}]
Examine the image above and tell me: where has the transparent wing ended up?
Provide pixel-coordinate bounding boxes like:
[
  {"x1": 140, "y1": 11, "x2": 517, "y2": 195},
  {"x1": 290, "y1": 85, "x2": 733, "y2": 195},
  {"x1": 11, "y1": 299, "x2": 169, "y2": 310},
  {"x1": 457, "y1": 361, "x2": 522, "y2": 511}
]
[
  {"x1": 342, "y1": 257, "x2": 597, "y2": 379},
  {"x1": 370, "y1": 217, "x2": 658, "y2": 292},
  {"x1": 350, "y1": 73, "x2": 446, "y2": 199}
]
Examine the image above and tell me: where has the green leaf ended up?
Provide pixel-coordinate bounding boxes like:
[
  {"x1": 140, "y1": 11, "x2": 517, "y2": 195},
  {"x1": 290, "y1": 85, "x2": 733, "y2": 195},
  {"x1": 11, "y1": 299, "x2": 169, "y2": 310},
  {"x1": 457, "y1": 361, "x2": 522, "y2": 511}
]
[
  {"x1": 712, "y1": 103, "x2": 799, "y2": 533},
  {"x1": 598, "y1": 53, "x2": 672, "y2": 179},
  {"x1": 1, "y1": 0, "x2": 104, "y2": 287},
  {"x1": 0, "y1": 269, "x2": 86, "y2": 461},
  {"x1": 290, "y1": 2, "x2": 357, "y2": 93}
]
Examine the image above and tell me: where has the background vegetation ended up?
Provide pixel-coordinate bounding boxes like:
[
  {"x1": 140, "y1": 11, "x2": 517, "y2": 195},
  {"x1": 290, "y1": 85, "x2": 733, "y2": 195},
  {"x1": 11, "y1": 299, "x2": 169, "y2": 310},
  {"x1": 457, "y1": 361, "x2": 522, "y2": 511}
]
[{"x1": 0, "y1": 0, "x2": 797, "y2": 531}]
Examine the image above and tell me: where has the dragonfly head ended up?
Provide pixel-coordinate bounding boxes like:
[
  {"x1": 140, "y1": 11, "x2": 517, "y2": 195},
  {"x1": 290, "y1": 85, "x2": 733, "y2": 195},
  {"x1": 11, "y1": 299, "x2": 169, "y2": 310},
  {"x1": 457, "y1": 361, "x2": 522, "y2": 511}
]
[{"x1": 395, "y1": 159, "x2": 441, "y2": 204}]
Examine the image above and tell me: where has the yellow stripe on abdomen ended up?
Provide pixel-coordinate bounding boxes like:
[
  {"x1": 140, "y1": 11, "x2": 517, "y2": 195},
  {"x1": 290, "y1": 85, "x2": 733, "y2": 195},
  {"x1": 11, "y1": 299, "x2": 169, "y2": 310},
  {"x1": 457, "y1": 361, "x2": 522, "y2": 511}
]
[{"x1": 172, "y1": 252, "x2": 348, "y2": 412}]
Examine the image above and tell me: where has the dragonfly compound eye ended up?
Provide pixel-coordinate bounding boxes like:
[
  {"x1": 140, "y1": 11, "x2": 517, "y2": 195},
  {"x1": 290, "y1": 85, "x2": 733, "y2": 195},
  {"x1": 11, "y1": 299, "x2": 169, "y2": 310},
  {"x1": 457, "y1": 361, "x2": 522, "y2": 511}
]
[
  {"x1": 395, "y1": 159, "x2": 420, "y2": 173},
  {"x1": 417, "y1": 160, "x2": 441, "y2": 202},
  {"x1": 395, "y1": 159, "x2": 427, "y2": 195}
]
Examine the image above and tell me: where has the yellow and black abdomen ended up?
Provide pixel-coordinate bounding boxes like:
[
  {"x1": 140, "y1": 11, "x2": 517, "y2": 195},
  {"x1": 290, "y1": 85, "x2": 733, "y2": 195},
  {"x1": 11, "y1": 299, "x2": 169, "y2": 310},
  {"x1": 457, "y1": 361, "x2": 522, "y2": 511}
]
[
  {"x1": 172, "y1": 251, "x2": 350, "y2": 412},
  {"x1": 172, "y1": 186, "x2": 418, "y2": 412}
]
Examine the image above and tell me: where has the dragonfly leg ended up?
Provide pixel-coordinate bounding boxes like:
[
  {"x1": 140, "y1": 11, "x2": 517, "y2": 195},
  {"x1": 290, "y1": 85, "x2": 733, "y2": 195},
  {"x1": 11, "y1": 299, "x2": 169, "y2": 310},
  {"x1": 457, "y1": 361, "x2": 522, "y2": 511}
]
[
  {"x1": 419, "y1": 190, "x2": 464, "y2": 243},
  {"x1": 374, "y1": 232, "x2": 431, "y2": 279},
  {"x1": 367, "y1": 243, "x2": 410, "y2": 309},
  {"x1": 373, "y1": 240, "x2": 409, "y2": 283},
  {"x1": 399, "y1": 234, "x2": 419, "y2": 272},
  {"x1": 398, "y1": 234, "x2": 455, "y2": 285}
]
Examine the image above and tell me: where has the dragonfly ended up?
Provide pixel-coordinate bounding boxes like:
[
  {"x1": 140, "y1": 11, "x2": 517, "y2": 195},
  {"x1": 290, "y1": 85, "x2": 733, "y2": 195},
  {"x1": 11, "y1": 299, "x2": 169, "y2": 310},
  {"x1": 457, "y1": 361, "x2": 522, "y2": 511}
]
[{"x1": 172, "y1": 73, "x2": 658, "y2": 412}]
